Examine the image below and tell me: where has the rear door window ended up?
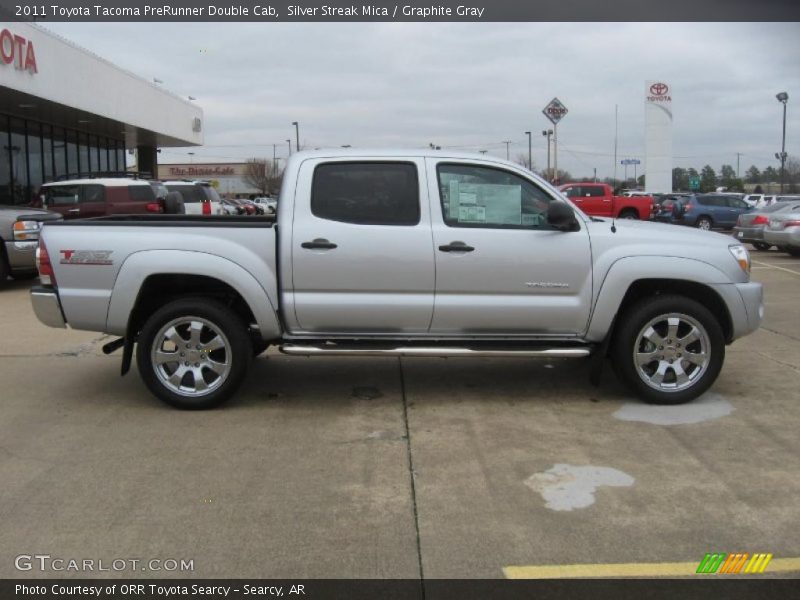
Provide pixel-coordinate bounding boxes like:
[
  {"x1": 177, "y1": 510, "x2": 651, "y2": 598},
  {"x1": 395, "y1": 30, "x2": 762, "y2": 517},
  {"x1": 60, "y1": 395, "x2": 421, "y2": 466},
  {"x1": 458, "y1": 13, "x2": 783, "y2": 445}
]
[
  {"x1": 311, "y1": 162, "x2": 420, "y2": 225},
  {"x1": 80, "y1": 185, "x2": 105, "y2": 204},
  {"x1": 584, "y1": 186, "x2": 605, "y2": 197}
]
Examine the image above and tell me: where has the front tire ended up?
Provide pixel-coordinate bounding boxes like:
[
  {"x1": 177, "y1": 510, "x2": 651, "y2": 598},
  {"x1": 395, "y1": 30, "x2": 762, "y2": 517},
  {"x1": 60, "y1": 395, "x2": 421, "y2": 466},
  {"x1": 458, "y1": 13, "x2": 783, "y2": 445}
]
[
  {"x1": 136, "y1": 298, "x2": 252, "y2": 409},
  {"x1": 787, "y1": 247, "x2": 800, "y2": 257},
  {"x1": 752, "y1": 242, "x2": 771, "y2": 251},
  {"x1": 611, "y1": 295, "x2": 725, "y2": 404},
  {"x1": 619, "y1": 209, "x2": 639, "y2": 220}
]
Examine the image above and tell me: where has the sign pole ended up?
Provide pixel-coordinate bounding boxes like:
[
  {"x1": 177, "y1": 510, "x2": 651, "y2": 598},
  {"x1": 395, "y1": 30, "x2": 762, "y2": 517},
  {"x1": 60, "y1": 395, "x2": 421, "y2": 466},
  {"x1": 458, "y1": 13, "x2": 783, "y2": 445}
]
[{"x1": 553, "y1": 123, "x2": 558, "y2": 185}]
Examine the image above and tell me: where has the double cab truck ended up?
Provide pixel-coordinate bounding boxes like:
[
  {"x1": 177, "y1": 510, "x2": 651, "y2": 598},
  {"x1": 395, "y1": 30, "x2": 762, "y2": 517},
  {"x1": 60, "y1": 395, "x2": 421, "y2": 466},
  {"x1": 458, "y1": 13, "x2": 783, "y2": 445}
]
[
  {"x1": 30, "y1": 150, "x2": 762, "y2": 409},
  {"x1": 559, "y1": 182, "x2": 654, "y2": 220}
]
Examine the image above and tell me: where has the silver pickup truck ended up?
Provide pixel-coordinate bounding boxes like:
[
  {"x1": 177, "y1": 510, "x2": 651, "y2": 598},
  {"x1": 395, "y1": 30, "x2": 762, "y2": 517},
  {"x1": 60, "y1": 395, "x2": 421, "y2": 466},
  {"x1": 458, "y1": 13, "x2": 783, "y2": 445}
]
[{"x1": 30, "y1": 150, "x2": 763, "y2": 409}]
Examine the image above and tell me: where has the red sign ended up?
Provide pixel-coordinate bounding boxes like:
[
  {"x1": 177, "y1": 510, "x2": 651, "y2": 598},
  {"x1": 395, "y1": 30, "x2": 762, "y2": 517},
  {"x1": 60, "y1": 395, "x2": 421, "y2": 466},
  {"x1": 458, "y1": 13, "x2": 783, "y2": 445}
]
[
  {"x1": 0, "y1": 29, "x2": 37, "y2": 74},
  {"x1": 169, "y1": 166, "x2": 235, "y2": 177},
  {"x1": 542, "y1": 97, "x2": 568, "y2": 125}
]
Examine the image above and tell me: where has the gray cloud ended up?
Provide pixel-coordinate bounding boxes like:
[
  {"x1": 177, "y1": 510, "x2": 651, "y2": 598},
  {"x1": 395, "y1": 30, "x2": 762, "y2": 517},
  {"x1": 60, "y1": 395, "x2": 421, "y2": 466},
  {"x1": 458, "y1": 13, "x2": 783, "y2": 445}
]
[{"x1": 44, "y1": 21, "x2": 800, "y2": 177}]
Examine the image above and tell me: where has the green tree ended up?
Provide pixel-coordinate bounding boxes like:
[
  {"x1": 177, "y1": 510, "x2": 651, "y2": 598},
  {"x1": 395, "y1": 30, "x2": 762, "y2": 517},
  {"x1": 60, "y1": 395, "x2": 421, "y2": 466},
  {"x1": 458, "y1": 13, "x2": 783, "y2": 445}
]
[
  {"x1": 672, "y1": 167, "x2": 689, "y2": 191},
  {"x1": 763, "y1": 166, "x2": 779, "y2": 183},
  {"x1": 700, "y1": 165, "x2": 717, "y2": 192},
  {"x1": 745, "y1": 165, "x2": 761, "y2": 184}
]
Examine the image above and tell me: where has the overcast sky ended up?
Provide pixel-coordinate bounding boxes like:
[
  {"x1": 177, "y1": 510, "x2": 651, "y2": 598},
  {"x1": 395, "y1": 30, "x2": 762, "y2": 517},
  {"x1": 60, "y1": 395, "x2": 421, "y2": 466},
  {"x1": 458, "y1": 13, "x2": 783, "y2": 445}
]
[{"x1": 44, "y1": 22, "x2": 800, "y2": 178}]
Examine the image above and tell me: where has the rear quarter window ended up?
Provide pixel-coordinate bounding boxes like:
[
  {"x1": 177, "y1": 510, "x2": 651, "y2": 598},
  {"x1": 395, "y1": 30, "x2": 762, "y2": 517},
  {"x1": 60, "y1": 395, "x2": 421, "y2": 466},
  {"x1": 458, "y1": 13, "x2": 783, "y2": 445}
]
[
  {"x1": 165, "y1": 185, "x2": 204, "y2": 203},
  {"x1": 127, "y1": 185, "x2": 156, "y2": 202}
]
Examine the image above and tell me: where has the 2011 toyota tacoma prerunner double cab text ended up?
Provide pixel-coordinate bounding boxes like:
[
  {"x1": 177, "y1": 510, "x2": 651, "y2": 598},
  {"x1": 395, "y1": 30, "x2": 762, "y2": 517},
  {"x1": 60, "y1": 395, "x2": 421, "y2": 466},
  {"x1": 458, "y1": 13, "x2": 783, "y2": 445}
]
[{"x1": 30, "y1": 150, "x2": 763, "y2": 409}]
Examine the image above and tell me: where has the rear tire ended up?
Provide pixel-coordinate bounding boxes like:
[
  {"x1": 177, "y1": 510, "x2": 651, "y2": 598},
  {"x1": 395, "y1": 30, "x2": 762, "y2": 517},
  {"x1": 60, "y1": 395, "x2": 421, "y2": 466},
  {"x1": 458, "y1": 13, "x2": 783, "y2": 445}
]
[
  {"x1": 136, "y1": 297, "x2": 252, "y2": 409},
  {"x1": 611, "y1": 295, "x2": 725, "y2": 405},
  {"x1": 0, "y1": 245, "x2": 9, "y2": 284},
  {"x1": 619, "y1": 209, "x2": 639, "y2": 220},
  {"x1": 787, "y1": 248, "x2": 800, "y2": 257},
  {"x1": 752, "y1": 242, "x2": 771, "y2": 251},
  {"x1": 10, "y1": 271, "x2": 38, "y2": 281},
  {"x1": 696, "y1": 216, "x2": 713, "y2": 231}
]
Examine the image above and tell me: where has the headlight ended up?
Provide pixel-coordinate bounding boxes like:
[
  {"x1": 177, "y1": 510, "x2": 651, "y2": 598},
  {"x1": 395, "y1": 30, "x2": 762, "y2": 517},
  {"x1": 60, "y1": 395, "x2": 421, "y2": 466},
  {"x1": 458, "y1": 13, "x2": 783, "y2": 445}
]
[
  {"x1": 729, "y1": 244, "x2": 750, "y2": 275},
  {"x1": 13, "y1": 220, "x2": 41, "y2": 242}
]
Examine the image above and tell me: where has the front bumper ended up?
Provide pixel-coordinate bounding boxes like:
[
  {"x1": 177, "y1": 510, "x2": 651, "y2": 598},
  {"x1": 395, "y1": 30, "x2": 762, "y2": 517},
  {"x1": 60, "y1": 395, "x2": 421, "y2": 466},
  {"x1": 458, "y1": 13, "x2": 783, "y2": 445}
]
[
  {"x1": 4, "y1": 240, "x2": 38, "y2": 272},
  {"x1": 764, "y1": 228, "x2": 800, "y2": 248},
  {"x1": 31, "y1": 286, "x2": 66, "y2": 328}
]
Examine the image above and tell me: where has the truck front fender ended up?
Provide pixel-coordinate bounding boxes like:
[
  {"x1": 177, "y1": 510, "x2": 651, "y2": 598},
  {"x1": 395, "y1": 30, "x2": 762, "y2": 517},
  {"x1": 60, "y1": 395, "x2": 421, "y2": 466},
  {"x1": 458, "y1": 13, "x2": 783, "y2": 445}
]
[
  {"x1": 586, "y1": 255, "x2": 734, "y2": 342},
  {"x1": 105, "y1": 250, "x2": 282, "y2": 339}
]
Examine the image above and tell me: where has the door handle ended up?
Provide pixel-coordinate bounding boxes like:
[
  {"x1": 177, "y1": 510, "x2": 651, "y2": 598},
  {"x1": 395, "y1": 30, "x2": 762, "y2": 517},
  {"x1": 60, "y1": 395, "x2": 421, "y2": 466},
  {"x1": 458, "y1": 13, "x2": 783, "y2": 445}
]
[
  {"x1": 301, "y1": 238, "x2": 337, "y2": 250},
  {"x1": 438, "y1": 241, "x2": 475, "y2": 253}
]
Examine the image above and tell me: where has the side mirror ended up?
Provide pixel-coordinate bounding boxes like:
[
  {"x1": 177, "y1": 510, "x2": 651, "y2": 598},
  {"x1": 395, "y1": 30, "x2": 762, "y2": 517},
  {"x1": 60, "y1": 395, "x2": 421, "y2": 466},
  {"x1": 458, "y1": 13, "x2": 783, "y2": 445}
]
[{"x1": 547, "y1": 202, "x2": 580, "y2": 232}]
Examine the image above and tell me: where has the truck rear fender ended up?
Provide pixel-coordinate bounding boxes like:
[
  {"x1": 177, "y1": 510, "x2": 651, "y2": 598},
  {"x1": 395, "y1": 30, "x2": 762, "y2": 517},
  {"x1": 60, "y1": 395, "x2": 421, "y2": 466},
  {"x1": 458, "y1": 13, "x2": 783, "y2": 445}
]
[
  {"x1": 106, "y1": 250, "x2": 282, "y2": 340},
  {"x1": 587, "y1": 256, "x2": 736, "y2": 343}
]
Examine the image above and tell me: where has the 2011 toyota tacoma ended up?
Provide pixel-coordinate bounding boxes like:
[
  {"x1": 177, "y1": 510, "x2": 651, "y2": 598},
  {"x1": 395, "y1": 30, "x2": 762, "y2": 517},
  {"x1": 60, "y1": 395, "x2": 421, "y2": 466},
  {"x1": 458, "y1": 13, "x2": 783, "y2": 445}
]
[{"x1": 30, "y1": 150, "x2": 763, "y2": 409}]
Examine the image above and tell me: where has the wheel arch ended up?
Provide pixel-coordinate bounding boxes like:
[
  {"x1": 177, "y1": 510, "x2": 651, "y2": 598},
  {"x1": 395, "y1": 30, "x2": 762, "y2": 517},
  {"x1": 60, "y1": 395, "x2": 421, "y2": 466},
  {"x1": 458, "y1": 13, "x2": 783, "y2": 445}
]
[
  {"x1": 587, "y1": 257, "x2": 735, "y2": 345},
  {"x1": 106, "y1": 250, "x2": 282, "y2": 342}
]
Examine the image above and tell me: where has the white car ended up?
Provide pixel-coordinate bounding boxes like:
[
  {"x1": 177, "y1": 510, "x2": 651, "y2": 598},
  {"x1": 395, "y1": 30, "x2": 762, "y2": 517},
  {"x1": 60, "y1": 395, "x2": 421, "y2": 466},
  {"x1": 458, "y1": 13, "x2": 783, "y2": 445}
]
[
  {"x1": 162, "y1": 180, "x2": 223, "y2": 215},
  {"x1": 251, "y1": 196, "x2": 277, "y2": 213}
]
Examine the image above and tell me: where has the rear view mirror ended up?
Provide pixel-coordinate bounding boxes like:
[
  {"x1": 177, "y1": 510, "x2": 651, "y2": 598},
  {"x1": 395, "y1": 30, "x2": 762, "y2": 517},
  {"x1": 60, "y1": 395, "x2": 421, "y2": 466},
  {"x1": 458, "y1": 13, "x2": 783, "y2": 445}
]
[{"x1": 547, "y1": 202, "x2": 580, "y2": 232}]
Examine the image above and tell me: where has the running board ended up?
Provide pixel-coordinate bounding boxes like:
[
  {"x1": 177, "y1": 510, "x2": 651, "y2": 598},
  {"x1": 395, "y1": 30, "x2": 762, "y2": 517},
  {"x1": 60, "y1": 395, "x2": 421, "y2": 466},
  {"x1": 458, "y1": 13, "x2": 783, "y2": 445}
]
[{"x1": 279, "y1": 344, "x2": 591, "y2": 358}]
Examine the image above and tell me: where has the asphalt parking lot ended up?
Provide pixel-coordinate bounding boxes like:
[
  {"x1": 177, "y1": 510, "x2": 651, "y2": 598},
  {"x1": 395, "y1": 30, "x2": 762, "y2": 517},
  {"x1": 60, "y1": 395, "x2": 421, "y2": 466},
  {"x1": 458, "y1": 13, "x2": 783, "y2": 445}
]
[{"x1": 1, "y1": 246, "x2": 799, "y2": 580}]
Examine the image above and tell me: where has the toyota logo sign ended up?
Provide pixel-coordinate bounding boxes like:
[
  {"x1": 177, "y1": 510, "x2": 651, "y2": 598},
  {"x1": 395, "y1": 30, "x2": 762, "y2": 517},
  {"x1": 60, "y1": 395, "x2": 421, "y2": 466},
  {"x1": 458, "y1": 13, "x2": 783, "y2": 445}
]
[{"x1": 650, "y1": 82, "x2": 669, "y2": 96}]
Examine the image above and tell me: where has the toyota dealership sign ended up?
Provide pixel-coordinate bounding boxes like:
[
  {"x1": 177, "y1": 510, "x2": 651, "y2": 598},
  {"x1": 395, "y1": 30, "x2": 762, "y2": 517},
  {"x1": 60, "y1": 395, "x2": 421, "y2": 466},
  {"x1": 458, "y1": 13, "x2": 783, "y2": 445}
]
[{"x1": 647, "y1": 82, "x2": 671, "y2": 102}]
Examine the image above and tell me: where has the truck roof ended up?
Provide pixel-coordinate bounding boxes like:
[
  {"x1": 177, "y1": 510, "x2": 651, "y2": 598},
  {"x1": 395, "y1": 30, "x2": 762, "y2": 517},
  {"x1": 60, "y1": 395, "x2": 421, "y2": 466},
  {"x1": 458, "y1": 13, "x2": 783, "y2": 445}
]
[{"x1": 287, "y1": 148, "x2": 529, "y2": 165}]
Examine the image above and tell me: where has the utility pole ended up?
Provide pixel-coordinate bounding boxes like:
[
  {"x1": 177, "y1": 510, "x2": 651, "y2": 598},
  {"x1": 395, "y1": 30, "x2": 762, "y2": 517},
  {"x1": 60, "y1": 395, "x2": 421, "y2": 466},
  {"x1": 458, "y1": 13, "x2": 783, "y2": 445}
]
[
  {"x1": 593, "y1": 167, "x2": 597, "y2": 182},
  {"x1": 524, "y1": 131, "x2": 532, "y2": 170},
  {"x1": 542, "y1": 129, "x2": 553, "y2": 181},
  {"x1": 736, "y1": 152, "x2": 742, "y2": 179},
  {"x1": 776, "y1": 92, "x2": 789, "y2": 193},
  {"x1": 553, "y1": 124, "x2": 558, "y2": 184},
  {"x1": 292, "y1": 121, "x2": 300, "y2": 153},
  {"x1": 502, "y1": 140, "x2": 512, "y2": 160}
]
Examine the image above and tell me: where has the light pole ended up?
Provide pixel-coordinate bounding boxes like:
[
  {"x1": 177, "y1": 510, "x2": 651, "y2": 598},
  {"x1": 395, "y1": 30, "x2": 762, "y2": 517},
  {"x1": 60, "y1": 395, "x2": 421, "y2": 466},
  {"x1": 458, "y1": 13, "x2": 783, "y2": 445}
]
[
  {"x1": 776, "y1": 92, "x2": 788, "y2": 193},
  {"x1": 188, "y1": 151, "x2": 194, "y2": 164},
  {"x1": 292, "y1": 121, "x2": 300, "y2": 153},
  {"x1": 524, "y1": 131, "x2": 532, "y2": 170},
  {"x1": 286, "y1": 139, "x2": 292, "y2": 157},
  {"x1": 541, "y1": 129, "x2": 553, "y2": 181},
  {"x1": 502, "y1": 141, "x2": 512, "y2": 160}
]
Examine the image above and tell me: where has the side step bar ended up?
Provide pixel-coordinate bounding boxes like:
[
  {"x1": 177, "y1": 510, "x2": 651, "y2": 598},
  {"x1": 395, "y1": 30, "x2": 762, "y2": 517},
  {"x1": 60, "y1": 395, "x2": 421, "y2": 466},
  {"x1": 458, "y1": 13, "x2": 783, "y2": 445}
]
[{"x1": 279, "y1": 344, "x2": 591, "y2": 359}]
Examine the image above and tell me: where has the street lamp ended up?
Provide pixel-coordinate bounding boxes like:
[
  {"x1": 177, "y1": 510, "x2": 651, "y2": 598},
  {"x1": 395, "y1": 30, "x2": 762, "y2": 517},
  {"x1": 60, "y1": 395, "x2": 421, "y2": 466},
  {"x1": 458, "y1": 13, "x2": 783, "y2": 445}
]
[
  {"x1": 292, "y1": 121, "x2": 300, "y2": 153},
  {"x1": 776, "y1": 92, "x2": 789, "y2": 193},
  {"x1": 286, "y1": 139, "x2": 292, "y2": 157},
  {"x1": 524, "y1": 131, "x2": 532, "y2": 170},
  {"x1": 542, "y1": 129, "x2": 553, "y2": 181}
]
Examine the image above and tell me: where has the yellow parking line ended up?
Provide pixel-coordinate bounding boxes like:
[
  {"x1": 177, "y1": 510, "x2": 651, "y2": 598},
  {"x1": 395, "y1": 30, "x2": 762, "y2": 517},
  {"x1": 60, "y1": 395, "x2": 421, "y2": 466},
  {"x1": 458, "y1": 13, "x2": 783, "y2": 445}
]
[
  {"x1": 503, "y1": 557, "x2": 800, "y2": 579},
  {"x1": 752, "y1": 260, "x2": 800, "y2": 276}
]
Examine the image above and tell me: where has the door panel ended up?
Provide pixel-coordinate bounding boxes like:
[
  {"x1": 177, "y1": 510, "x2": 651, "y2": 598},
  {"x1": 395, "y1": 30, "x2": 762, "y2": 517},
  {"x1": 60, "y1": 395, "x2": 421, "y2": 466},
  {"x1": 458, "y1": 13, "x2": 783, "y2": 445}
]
[
  {"x1": 290, "y1": 158, "x2": 435, "y2": 334},
  {"x1": 428, "y1": 159, "x2": 593, "y2": 335}
]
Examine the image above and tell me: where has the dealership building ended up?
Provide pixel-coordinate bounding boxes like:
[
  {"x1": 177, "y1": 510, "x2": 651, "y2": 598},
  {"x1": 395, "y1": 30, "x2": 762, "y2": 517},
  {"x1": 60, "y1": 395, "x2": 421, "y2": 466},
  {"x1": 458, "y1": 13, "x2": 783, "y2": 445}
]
[{"x1": 1, "y1": 21, "x2": 202, "y2": 206}]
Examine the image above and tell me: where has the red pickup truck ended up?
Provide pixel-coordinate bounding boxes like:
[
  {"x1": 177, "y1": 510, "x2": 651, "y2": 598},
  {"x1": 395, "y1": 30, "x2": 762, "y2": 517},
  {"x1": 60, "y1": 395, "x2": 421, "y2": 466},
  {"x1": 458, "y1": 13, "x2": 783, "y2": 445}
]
[{"x1": 559, "y1": 182, "x2": 654, "y2": 220}]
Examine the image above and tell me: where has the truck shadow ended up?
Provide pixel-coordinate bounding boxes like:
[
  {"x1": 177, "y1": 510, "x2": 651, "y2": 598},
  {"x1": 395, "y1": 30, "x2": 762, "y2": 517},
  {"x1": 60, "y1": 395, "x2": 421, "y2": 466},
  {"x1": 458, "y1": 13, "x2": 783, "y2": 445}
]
[{"x1": 239, "y1": 354, "x2": 632, "y2": 409}]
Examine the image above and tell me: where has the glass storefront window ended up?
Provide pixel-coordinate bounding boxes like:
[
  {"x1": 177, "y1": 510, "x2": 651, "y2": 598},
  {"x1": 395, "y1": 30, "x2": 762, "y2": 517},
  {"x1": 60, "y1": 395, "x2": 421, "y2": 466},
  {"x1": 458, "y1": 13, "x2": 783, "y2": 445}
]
[
  {"x1": 42, "y1": 124, "x2": 53, "y2": 182},
  {"x1": 100, "y1": 138, "x2": 109, "y2": 172},
  {"x1": 77, "y1": 131, "x2": 88, "y2": 176},
  {"x1": 53, "y1": 128, "x2": 67, "y2": 179},
  {"x1": 90, "y1": 135, "x2": 99, "y2": 172},
  {"x1": 0, "y1": 116, "x2": 11, "y2": 205},
  {"x1": 10, "y1": 119, "x2": 27, "y2": 205},
  {"x1": 117, "y1": 146, "x2": 126, "y2": 172},
  {"x1": 27, "y1": 121, "x2": 43, "y2": 202},
  {"x1": 68, "y1": 130, "x2": 80, "y2": 177}
]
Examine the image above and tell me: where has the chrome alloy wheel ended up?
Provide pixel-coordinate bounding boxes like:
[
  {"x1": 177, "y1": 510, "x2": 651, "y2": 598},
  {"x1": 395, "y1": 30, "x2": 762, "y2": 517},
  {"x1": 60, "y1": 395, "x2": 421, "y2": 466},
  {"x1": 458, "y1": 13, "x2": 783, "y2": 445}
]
[
  {"x1": 151, "y1": 316, "x2": 232, "y2": 397},
  {"x1": 633, "y1": 313, "x2": 710, "y2": 392}
]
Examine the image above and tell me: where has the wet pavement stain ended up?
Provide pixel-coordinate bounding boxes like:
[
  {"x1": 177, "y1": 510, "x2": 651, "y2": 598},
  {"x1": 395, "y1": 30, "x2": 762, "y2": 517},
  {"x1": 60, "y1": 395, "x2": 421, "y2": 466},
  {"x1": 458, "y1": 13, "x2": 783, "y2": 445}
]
[
  {"x1": 525, "y1": 464, "x2": 635, "y2": 511},
  {"x1": 613, "y1": 392, "x2": 733, "y2": 425}
]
